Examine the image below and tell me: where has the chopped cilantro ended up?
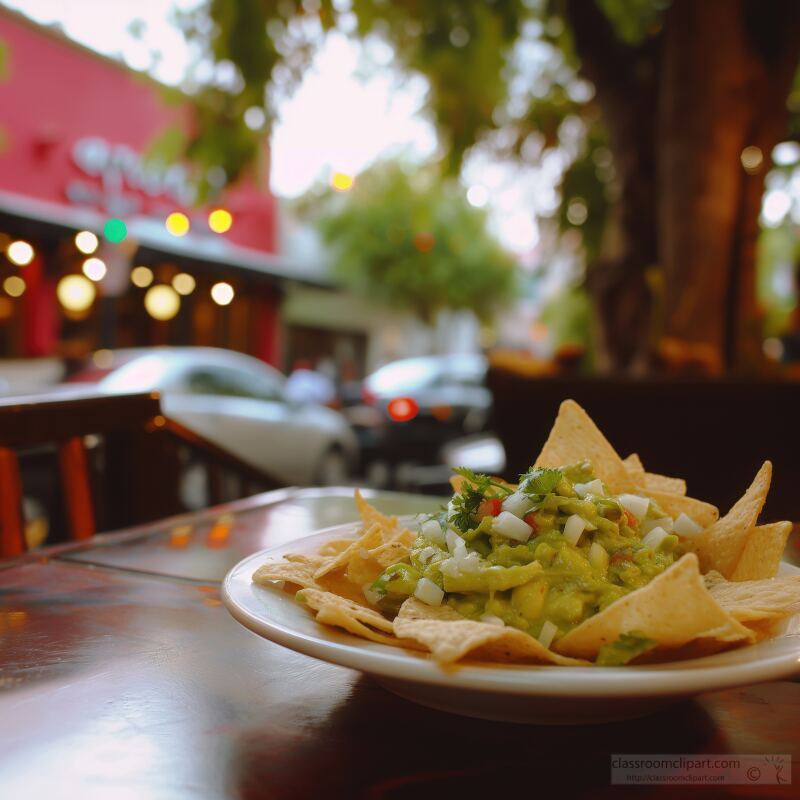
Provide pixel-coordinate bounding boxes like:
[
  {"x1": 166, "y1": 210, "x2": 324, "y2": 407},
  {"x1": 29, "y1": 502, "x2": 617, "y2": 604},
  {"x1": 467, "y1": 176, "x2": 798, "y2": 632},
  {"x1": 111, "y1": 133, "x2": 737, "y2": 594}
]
[
  {"x1": 448, "y1": 484, "x2": 486, "y2": 533},
  {"x1": 519, "y1": 467, "x2": 563, "y2": 497}
]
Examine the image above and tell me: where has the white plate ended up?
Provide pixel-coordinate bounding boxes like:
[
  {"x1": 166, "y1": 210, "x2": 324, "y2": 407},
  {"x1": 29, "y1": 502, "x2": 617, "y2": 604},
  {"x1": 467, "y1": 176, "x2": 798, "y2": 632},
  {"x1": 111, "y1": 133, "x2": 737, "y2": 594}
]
[{"x1": 222, "y1": 520, "x2": 800, "y2": 724}]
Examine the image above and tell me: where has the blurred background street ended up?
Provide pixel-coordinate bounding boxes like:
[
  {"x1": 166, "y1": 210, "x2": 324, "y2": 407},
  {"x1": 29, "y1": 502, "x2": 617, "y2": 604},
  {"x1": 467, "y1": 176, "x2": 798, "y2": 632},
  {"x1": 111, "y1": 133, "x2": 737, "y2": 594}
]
[{"x1": 1, "y1": 0, "x2": 800, "y2": 549}]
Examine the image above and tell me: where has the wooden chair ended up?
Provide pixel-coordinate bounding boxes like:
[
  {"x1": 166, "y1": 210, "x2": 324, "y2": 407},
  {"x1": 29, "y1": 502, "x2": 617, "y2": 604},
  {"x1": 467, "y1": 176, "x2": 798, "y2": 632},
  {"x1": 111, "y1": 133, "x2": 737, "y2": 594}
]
[{"x1": 0, "y1": 390, "x2": 283, "y2": 558}]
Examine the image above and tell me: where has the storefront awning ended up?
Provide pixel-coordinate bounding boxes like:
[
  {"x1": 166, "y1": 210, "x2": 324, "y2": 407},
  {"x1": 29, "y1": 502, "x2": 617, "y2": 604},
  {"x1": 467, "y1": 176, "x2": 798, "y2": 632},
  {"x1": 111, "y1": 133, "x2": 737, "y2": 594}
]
[{"x1": 0, "y1": 189, "x2": 332, "y2": 288}]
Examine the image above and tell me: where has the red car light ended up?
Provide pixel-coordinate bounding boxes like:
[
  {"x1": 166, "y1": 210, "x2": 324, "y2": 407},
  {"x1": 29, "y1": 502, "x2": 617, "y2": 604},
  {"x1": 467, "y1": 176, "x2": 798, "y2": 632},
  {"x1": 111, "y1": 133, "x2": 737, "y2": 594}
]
[{"x1": 387, "y1": 396, "x2": 419, "y2": 422}]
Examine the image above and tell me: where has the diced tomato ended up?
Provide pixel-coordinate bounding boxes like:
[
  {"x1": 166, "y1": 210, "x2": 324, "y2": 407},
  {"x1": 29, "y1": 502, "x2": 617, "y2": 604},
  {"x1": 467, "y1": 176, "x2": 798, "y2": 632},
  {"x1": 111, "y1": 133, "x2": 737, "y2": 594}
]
[
  {"x1": 624, "y1": 510, "x2": 638, "y2": 528},
  {"x1": 610, "y1": 551, "x2": 633, "y2": 565},
  {"x1": 523, "y1": 512, "x2": 539, "y2": 532},
  {"x1": 477, "y1": 497, "x2": 502, "y2": 518}
]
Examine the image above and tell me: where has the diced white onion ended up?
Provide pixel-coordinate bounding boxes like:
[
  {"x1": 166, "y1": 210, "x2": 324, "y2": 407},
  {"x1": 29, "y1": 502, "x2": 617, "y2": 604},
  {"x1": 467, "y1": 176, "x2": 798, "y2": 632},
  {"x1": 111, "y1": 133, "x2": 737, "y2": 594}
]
[
  {"x1": 618, "y1": 493, "x2": 650, "y2": 520},
  {"x1": 537, "y1": 620, "x2": 558, "y2": 649},
  {"x1": 414, "y1": 577, "x2": 444, "y2": 606},
  {"x1": 501, "y1": 491, "x2": 533, "y2": 518},
  {"x1": 673, "y1": 512, "x2": 704, "y2": 538},
  {"x1": 641, "y1": 516, "x2": 673, "y2": 535},
  {"x1": 563, "y1": 514, "x2": 587, "y2": 545},
  {"x1": 641, "y1": 525, "x2": 670, "y2": 550},
  {"x1": 575, "y1": 478, "x2": 604, "y2": 498},
  {"x1": 480, "y1": 613, "x2": 505, "y2": 626},
  {"x1": 417, "y1": 546, "x2": 439, "y2": 564},
  {"x1": 420, "y1": 518, "x2": 446, "y2": 545},
  {"x1": 445, "y1": 528, "x2": 462, "y2": 553},
  {"x1": 455, "y1": 549, "x2": 482, "y2": 574},
  {"x1": 362, "y1": 584, "x2": 382, "y2": 605},
  {"x1": 492, "y1": 511, "x2": 534, "y2": 542},
  {"x1": 588, "y1": 541, "x2": 609, "y2": 571},
  {"x1": 439, "y1": 557, "x2": 460, "y2": 577}
]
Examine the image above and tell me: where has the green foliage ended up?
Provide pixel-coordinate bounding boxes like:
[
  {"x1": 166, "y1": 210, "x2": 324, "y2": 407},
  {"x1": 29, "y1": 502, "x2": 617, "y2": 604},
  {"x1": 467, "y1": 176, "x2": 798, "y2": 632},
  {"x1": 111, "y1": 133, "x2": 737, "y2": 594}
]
[{"x1": 311, "y1": 161, "x2": 517, "y2": 322}]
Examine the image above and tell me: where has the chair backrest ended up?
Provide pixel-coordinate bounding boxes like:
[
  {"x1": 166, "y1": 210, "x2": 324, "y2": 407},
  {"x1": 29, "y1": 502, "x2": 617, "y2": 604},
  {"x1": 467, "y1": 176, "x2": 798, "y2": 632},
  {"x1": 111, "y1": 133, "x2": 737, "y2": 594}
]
[
  {"x1": 0, "y1": 390, "x2": 282, "y2": 557},
  {"x1": 487, "y1": 371, "x2": 800, "y2": 524}
]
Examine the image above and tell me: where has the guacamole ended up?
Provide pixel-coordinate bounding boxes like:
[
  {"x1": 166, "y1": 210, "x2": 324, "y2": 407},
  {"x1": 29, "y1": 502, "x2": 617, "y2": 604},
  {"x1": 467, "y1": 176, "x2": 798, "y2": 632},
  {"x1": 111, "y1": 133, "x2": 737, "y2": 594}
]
[{"x1": 370, "y1": 463, "x2": 683, "y2": 649}]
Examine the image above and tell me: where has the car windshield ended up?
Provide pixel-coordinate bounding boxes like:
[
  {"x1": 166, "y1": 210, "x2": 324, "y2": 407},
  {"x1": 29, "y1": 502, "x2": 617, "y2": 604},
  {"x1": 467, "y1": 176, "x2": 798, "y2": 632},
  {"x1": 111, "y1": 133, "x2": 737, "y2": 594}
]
[{"x1": 366, "y1": 358, "x2": 442, "y2": 395}]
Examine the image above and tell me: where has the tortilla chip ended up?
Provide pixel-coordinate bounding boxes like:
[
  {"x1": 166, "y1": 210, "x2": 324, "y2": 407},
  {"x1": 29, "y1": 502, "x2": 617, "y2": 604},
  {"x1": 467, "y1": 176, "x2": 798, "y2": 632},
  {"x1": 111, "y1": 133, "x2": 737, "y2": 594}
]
[
  {"x1": 646, "y1": 490, "x2": 718, "y2": 528},
  {"x1": 688, "y1": 462, "x2": 772, "y2": 578},
  {"x1": 314, "y1": 522, "x2": 385, "y2": 579},
  {"x1": 313, "y1": 605, "x2": 405, "y2": 647},
  {"x1": 297, "y1": 588, "x2": 395, "y2": 633},
  {"x1": 623, "y1": 453, "x2": 647, "y2": 485},
  {"x1": 704, "y1": 574, "x2": 800, "y2": 623},
  {"x1": 253, "y1": 555, "x2": 330, "y2": 589},
  {"x1": 534, "y1": 400, "x2": 634, "y2": 494},
  {"x1": 644, "y1": 473, "x2": 687, "y2": 496},
  {"x1": 253, "y1": 554, "x2": 366, "y2": 603},
  {"x1": 729, "y1": 522, "x2": 792, "y2": 582},
  {"x1": 355, "y1": 488, "x2": 398, "y2": 532},
  {"x1": 554, "y1": 554, "x2": 754, "y2": 659},
  {"x1": 393, "y1": 598, "x2": 587, "y2": 665},
  {"x1": 318, "y1": 538, "x2": 356, "y2": 557},
  {"x1": 345, "y1": 532, "x2": 417, "y2": 586}
]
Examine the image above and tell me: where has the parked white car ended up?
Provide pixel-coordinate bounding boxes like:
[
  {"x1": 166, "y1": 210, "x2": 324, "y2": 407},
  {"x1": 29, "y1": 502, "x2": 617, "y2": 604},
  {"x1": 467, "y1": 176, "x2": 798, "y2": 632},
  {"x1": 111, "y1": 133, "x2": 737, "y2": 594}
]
[{"x1": 68, "y1": 347, "x2": 357, "y2": 485}]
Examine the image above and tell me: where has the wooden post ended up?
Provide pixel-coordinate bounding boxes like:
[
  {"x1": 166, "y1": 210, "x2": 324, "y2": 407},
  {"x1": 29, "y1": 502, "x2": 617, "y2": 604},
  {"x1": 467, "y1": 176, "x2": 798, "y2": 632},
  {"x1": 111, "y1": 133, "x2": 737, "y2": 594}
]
[
  {"x1": 0, "y1": 447, "x2": 25, "y2": 557},
  {"x1": 58, "y1": 436, "x2": 96, "y2": 540}
]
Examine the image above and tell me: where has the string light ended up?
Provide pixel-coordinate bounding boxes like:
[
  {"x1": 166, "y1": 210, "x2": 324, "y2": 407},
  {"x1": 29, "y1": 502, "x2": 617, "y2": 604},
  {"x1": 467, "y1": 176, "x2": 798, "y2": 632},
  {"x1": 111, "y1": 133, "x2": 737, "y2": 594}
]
[
  {"x1": 165, "y1": 212, "x2": 190, "y2": 237},
  {"x1": 3, "y1": 276, "x2": 25, "y2": 297},
  {"x1": 57, "y1": 275, "x2": 96, "y2": 311},
  {"x1": 172, "y1": 272, "x2": 196, "y2": 295},
  {"x1": 103, "y1": 218, "x2": 127, "y2": 243},
  {"x1": 144, "y1": 285, "x2": 181, "y2": 320},
  {"x1": 208, "y1": 208, "x2": 233, "y2": 233},
  {"x1": 75, "y1": 231, "x2": 99, "y2": 254},
  {"x1": 331, "y1": 172, "x2": 355, "y2": 192},
  {"x1": 210, "y1": 282, "x2": 234, "y2": 306},
  {"x1": 82, "y1": 257, "x2": 107, "y2": 281},
  {"x1": 6, "y1": 240, "x2": 34, "y2": 266},
  {"x1": 131, "y1": 266, "x2": 154, "y2": 288}
]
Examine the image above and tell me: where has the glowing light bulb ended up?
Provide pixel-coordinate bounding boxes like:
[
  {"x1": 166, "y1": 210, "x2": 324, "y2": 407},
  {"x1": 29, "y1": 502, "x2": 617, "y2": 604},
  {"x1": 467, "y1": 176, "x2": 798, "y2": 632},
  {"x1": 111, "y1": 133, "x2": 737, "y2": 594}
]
[
  {"x1": 165, "y1": 212, "x2": 190, "y2": 237},
  {"x1": 103, "y1": 218, "x2": 127, "y2": 243},
  {"x1": 172, "y1": 272, "x2": 196, "y2": 295},
  {"x1": 131, "y1": 266, "x2": 154, "y2": 288},
  {"x1": 3, "y1": 275, "x2": 26, "y2": 297},
  {"x1": 208, "y1": 208, "x2": 233, "y2": 234},
  {"x1": 210, "y1": 282, "x2": 234, "y2": 306},
  {"x1": 82, "y1": 257, "x2": 107, "y2": 281},
  {"x1": 75, "y1": 231, "x2": 99, "y2": 254},
  {"x1": 144, "y1": 285, "x2": 181, "y2": 321},
  {"x1": 7, "y1": 240, "x2": 34, "y2": 266},
  {"x1": 57, "y1": 275, "x2": 96, "y2": 311},
  {"x1": 331, "y1": 172, "x2": 355, "y2": 192}
]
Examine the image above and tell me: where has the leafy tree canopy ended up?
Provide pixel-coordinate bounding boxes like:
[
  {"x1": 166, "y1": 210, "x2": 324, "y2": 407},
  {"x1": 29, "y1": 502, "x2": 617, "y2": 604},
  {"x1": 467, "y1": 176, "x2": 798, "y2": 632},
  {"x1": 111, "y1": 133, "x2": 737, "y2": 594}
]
[{"x1": 307, "y1": 161, "x2": 517, "y2": 322}]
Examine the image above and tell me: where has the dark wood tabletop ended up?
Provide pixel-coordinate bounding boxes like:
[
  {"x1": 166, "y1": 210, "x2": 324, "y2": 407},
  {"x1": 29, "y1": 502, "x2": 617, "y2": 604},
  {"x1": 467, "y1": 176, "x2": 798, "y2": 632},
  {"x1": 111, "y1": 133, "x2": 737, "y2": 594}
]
[{"x1": 1, "y1": 487, "x2": 798, "y2": 799}]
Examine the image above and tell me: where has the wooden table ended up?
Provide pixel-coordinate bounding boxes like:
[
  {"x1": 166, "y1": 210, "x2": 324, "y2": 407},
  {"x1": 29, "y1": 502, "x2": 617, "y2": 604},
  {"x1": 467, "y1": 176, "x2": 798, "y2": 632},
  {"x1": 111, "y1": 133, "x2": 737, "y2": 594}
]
[{"x1": 1, "y1": 488, "x2": 798, "y2": 799}]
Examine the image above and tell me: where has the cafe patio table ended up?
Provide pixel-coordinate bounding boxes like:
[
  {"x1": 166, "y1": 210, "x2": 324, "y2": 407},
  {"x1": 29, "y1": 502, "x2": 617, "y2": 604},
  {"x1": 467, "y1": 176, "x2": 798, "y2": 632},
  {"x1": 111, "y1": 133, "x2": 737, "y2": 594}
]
[{"x1": 1, "y1": 487, "x2": 798, "y2": 798}]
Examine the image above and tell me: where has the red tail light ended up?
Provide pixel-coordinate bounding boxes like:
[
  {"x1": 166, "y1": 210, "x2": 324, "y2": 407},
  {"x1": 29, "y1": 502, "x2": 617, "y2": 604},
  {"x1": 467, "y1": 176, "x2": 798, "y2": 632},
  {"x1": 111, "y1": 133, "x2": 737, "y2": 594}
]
[{"x1": 387, "y1": 396, "x2": 419, "y2": 422}]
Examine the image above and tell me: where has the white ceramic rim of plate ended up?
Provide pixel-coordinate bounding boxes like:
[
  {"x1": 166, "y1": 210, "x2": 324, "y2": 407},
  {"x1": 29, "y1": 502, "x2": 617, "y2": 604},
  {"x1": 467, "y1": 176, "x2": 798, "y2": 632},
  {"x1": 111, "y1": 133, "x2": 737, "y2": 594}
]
[{"x1": 222, "y1": 518, "x2": 800, "y2": 699}]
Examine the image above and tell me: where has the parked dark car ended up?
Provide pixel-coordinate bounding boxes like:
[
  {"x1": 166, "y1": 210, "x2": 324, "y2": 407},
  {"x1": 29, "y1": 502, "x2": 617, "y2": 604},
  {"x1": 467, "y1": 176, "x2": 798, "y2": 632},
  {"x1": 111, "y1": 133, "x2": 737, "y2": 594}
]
[{"x1": 343, "y1": 354, "x2": 492, "y2": 484}]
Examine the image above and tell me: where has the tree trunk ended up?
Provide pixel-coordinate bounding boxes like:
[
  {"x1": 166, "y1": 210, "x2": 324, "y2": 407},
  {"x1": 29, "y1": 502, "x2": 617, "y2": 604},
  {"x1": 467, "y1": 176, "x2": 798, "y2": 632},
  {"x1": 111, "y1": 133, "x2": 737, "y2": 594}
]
[
  {"x1": 568, "y1": 0, "x2": 800, "y2": 374},
  {"x1": 565, "y1": 0, "x2": 659, "y2": 373},
  {"x1": 658, "y1": 0, "x2": 800, "y2": 373}
]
